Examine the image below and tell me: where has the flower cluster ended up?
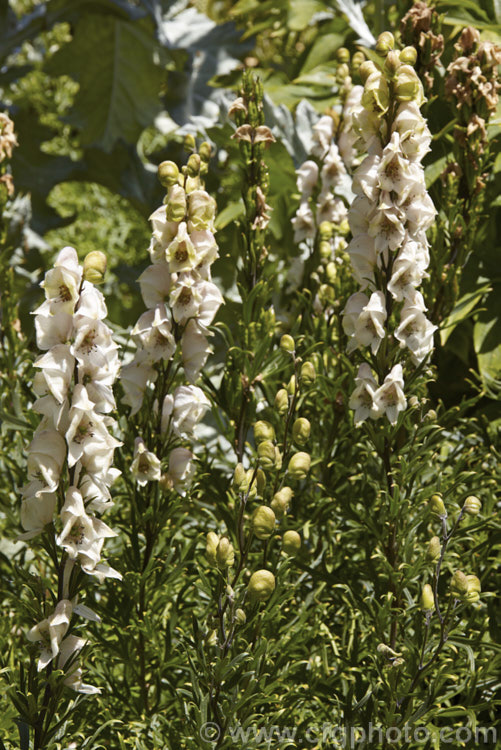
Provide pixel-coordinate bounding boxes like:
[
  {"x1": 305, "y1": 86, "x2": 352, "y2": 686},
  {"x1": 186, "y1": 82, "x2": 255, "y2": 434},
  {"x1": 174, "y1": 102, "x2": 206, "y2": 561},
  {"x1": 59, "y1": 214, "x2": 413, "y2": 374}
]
[
  {"x1": 121, "y1": 153, "x2": 223, "y2": 491},
  {"x1": 23, "y1": 246, "x2": 121, "y2": 693},
  {"x1": 342, "y1": 35, "x2": 437, "y2": 426}
]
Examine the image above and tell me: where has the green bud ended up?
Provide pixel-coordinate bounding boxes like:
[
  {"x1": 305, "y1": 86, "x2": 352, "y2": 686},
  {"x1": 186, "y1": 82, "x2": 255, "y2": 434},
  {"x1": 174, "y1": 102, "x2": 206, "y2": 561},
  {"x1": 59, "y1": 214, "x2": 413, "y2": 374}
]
[
  {"x1": 375, "y1": 31, "x2": 395, "y2": 56},
  {"x1": 83, "y1": 251, "x2": 107, "y2": 284},
  {"x1": 288, "y1": 452, "x2": 311, "y2": 480},
  {"x1": 351, "y1": 51, "x2": 365, "y2": 70},
  {"x1": 248, "y1": 569, "x2": 276, "y2": 602},
  {"x1": 254, "y1": 420, "x2": 276, "y2": 444},
  {"x1": 206, "y1": 629, "x2": 217, "y2": 646},
  {"x1": 233, "y1": 462, "x2": 246, "y2": 489},
  {"x1": 362, "y1": 71, "x2": 390, "y2": 114},
  {"x1": 235, "y1": 608, "x2": 246, "y2": 625},
  {"x1": 377, "y1": 643, "x2": 402, "y2": 660},
  {"x1": 256, "y1": 468, "x2": 266, "y2": 495},
  {"x1": 336, "y1": 63, "x2": 350, "y2": 83},
  {"x1": 359, "y1": 60, "x2": 378, "y2": 84},
  {"x1": 336, "y1": 47, "x2": 350, "y2": 64},
  {"x1": 271, "y1": 487, "x2": 293, "y2": 518},
  {"x1": 465, "y1": 574, "x2": 481, "y2": 603},
  {"x1": 216, "y1": 537, "x2": 235, "y2": 568},
  {"x1": 206, "y1": 531, "x2": 219, "y2": 565},
  {"x1": 252, "y1": 505, "x2": 276, "y2": 540},
  {"x1": 292, "y1": 417, "x2": 311, "y2": 446},
  {"x1": 245, "y1": 469, "x2": 258, "y2": 498},
  {"x1": 301, "y1": 361, "x2": 316, "y2": 386},
  {"x1": 421, "y1": 583, "x2": 435, "y2": 611},
  {"x1": 166, "y1": 185, "x2": 187, "y2": 222},
  {"x1": 326, "y1": 261, "x2": 337, "y2": 283},
  {"x1": 319, "y1": 221, "x2": 333, "y2": 240},
  {"x1": 186, "y1": 153, "x2": 201, "y2": 177},
  {"x1": 319, "y1": 240, "x2": 332, "y2": 259},
  {"x1": 280, "y1": 334, "x2": 295, "y2": 353},
  {"x1": 384, "y1": 50, "x2": 401, "y2": 76},
  {"x1": 426, "y1": 536, "x2": 441, "y2": 562},
  {"x1": 199, "y1": 141, "x2": 211, "y2": 162},
  {"x1": 429, "y1": 494, "x2": 447, "y2": 518},
  {"x1": 257, "y1": 440, "x2": 277, "y2": 469},
  {"x1": 450, "y1": 570, "x2": 469, "y2": 598},
  {"x1": 282, "y1": 530, "x2": 301, "y2": 555},
  {"x1": 395, "y1": 65, "x2": 424, "y2": 105},
  {"x1": 275, "y1": 388, "x2": 289, "y2": 415},
  {"x1": 287, "y1": 375, "x2": 297, "y2": 395},
  {"x1": 463, "y1": 495, "x2": 481, "y2": 516},
  {"x1": 275, "y1": 446, "x2": 283, "y2": 471},
  {"x1": 400, "y1": 46, "x2": 417, "y2": 66},
  {"x1": 184, "y1": 133, "x2": 196, "y2": 152},
  {"x1": 158, "y1": 160, "x2": 179, "y2": 187}
]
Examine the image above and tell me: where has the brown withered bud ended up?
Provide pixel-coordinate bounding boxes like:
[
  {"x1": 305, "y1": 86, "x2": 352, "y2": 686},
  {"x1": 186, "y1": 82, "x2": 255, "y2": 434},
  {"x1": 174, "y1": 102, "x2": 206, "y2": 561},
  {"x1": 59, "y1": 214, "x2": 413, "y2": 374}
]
[
  {"x1": 400, "y1": 1, "x2": 433, "y2": 40},
  {"x1": 252, "y1": 186, "x2": 272, "y2": 230},
  {"x1": 228, "y1": 96, "x2": 248, "y2": 119},
  {"x1": 232, "y1": 125, "x2": 276, "y2": 148},
  {"x1": 455, "y1": 26, "x2": 480, "y2": 55}
]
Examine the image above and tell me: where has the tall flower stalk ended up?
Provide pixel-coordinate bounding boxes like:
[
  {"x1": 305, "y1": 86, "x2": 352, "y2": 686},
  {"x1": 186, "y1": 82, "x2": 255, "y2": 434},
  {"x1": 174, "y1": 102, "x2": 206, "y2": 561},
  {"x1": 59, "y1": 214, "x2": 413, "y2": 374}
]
[{"x1": 21, "y1": 246, "x2": 121, "y2": 747}]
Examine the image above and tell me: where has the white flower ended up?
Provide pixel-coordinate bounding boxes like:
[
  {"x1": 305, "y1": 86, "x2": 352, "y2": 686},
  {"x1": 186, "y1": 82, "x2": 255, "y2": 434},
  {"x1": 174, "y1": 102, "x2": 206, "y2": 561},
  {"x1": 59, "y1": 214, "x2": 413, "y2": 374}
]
[
  {"x1": 377, "y1": 132, "x2": 420, "y2": 196},
  {"x1": 57, "y1": 635, "x2": 101, "y2": 694},
  {"x1": 35, "y1": 345, "x2": 75, "y2": 403},
  {"x1": 348, "y1": 364, "x2": 378, "y2": 425},
  {"x1": 395, "y1": 290, "x2": 437, "y2": 363},
  {"x1": 348, "y1": 195, "x2": 376, "y2": 236},
  {"x1": 320, "y1": 144, "x2": 347, "y2": 188},
  {"x1": 72, "y1": 317, "x2": 117, "y2": 365},
  {"x1": 19, "y1": 492, "x2": 57, "y2": 539},
  {"x1": 57, "y1": 487, "x2": 117, "y2": 564},
  {"x1": 78, "y1": 467, "x2": 120, "y2": 514},
  {"x1": 131, "y1": 437, "x2": 161, "y2": 485},
  {"x1": 392, "y1": 102, "x2": 431, "y2": 162},
  {"x1": 188, "y1": 189, "x2": 216, "y2": 232},
  {"x1": 35, "y1": 311, "x2": 73, "y2": 351},
  {"x1": 181, "y1": 319, "x2": 209, "y2": 383},
  {"x1": 76, "y1": 281, "x2": 107, "y2": 320},
  {"x1": 131, "y1": 305, "x2": 176, "y2": 363},
  {"x1": 120, "y1": 358, "x2": 157, "y2": 414},
  {"x1": 347, "y1": 234, "x2": 377, "y2": 288},
  {"x1": 354, "y1": 291, "x2": 387, "y2": 353},
  {"x1": 296, "y1": 160, "x2": 319, "y2": 196},
  {"x1": 161, "y1": 385, "x2": 210, "y2": 436},
  {"x1": 372, "y1": 364, "x2": 407, "y2": 425},
  {"x1": 292, "y1": 201, "x2": 315, "y2": 243},
  {"x1": 27, "y1": 599, "x2": 72, "y2": 671},
  {"x1": 165, "y1": 222, "x2": 198, "y2": 272},
  {"x1": 167, "y1": 447, "x2": 196, "y2": 493},
  {"x1": 398, "y1": 183, "x2": 436, "y2": 234},
  {"x1": 65, "y1": 385, "x2": 120, "y2": 468},
  {"x1": 311, "y1": 115, "x2": 334, "y2": 158},
  {"x1": 77, "y1": 350, "x2": 118, "y2": 413},
  {"x1": 138, "y1": 264, "x2": 172, "y2": 308},
  {"x1": 368, "y1": 197, "x2": 406, "y2": 256},
  {"x1": 189, "y1": 229, "x2": 219, "y2": 271},
  {"x1": 343, "y1": 291, "x2": 369, "y2": 337},
  {"x1": 27, "y1": 429, "x2": 67, "y2": 491},
  {"x1": 387, "y1": 240, "x2": 428, "y2": 301},
  {"x1": 316, "y1": 192, "x2": 347, "y2": 225},
  {"x1": 41, "y1": 247, "x2": 82, "y2": 314},
  {"x1": 352, "y1": 154, "x2": 381, "y2": 202}
]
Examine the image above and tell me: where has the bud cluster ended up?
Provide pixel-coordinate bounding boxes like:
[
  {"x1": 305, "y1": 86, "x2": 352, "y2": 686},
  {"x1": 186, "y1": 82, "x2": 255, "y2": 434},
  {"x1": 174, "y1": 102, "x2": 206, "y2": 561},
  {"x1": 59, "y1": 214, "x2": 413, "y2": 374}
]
[
  {"x1": 24, "y1": 246, "x2": 122, "y2": 693},
  {"x1": 342, "y1": 33, "x2": 437, "y2": 426}
]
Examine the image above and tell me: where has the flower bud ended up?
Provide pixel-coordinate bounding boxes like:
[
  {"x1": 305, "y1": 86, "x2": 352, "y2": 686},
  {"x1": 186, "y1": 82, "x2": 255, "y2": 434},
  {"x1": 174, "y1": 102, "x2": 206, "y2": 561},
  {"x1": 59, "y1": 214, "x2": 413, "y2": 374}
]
[
  {"x1": 83, "y1": 251, "x2": 107, "y2": 284},
  {"x1": 287, "y1": 375, "x2": 296, "y2": 395},
  {"x1": 421, "y1": 583, "x2": 435, "y2": 611},
  {"x1": 280, "y1": 334, "x2": 295, "y2": 353},
  {"x1": 463, "y1": 495, "x2": 481, "y2": 516},
  {"x1": 426, "y1": 536, "x2": 441, "y2": 562},
  {"x1": 292, "y1": 417, "x2": 311, "y2": 445},
  {"x1": 271, "y1": 487, "x2": 293, "y2": 518},
  {"x1": 248, "y1": 569, "x2": 275, "y2": 602},
  {"x1": 400, "y1": 46, "x2": 417, "y2": 65},
  {"x1": 429, "y1": 494, "x2": 446, "y2": 518},
  {"x1": 166, "y1": 185, "x2": 187, "y2": 222},
  {"x1": 319, "y1": 240, "x2": 332, "y2": 260},
  {"x1": 301, "y1": 361, "x2": 316, "y2": 386},
  {"x1": 326, "y1": 262, "x2": 337, "y2": 283},
  {"x1": 252, "y1": 505, "x2": 276, "y2": 540},
  {"x1": 256, "y1": 468, "x2": 266, "y2": 495},
  {"x1": 288, "y1": 452, "x2": 311, "y2": 480},
  {"x1": 377, "y1": 643, "x2": 402, "y2": 660},
  {"x1": 351, "y1": 51, "x2": 365, "y2": 70},
  {"x1": 216, "y1": 536, "x2": 234, "y2": 568},
  {"x1": 235, "y1": 608, "x2": 246, "y2": 625},
  {"x1": 450, "y1": 570, "x2": 469, "y2": 598},
  {"x1": 184, "y1": 133, "x2": 196, "y2": 152},
  {"x1": 362, "y1": 71, "x2": 390, "y2": 113},
  {"x1": 384, "y1": 50, "x2": 401, "y2": 76},
  {"x1": 206, "y1": 629, "x2": 217, "y2": 646},
  {"x1": 395, "y1": 65, "x2": 424, "y2": 104},
  {"x1": 336, "y1": 47, "x2": 350, "y2": 63},
  {"x1": 245, "y1": 469, "x2": 258, "y2": 498},
  {"x1": 158, "y1": 160, "x2": 179, "y2": 187},
  {"x1": 199, "y1": 141, "x2": 211, "y2": 162},
  {"x1": 336, "y1": 63, "x2": 350, "y2": 83},
  {"x1": 282, "y1": 530, "x2": 301, "y2": 555},
  {"x1": 206, "y1": 531, "x2": 219, "y2": 565},
  {"x1": 465, "y1": 574, "x2": 481, "y2": 603},
  {"x1": 358, "y1": 60, "x2": 378, "y2": 84},
  {"x1": 275, "y1": 388, "x2": 289, "y2": 415},
  {"x1": 319, "y1": 221, "x2": 333, "y2": 240},
  {"x1": 274, "y1": 446, "x2": 283, "y2": 471},
  {"x1": 187, "y1": 153, "x2": 201, "y2": 177},
  {"x1": 375, "y1": 31, "x2": 395, "y2": 56},
  {"x1": 254, "y1": 420, "x2": 276, "y2": 444},
  {"x1": 233, "y1": 462, "x2": 246, "y2": 489},
  {"x1": 257, "y1": 440, "x2": 277, "y2": 469}
]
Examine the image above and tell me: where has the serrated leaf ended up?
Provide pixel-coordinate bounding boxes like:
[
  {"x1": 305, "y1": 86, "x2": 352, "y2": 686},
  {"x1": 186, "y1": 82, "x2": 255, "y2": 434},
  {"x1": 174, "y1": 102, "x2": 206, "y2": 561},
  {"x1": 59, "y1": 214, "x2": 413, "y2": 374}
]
[{"x1": 46, "y1": 14, "x2": 164, "y2": 151}]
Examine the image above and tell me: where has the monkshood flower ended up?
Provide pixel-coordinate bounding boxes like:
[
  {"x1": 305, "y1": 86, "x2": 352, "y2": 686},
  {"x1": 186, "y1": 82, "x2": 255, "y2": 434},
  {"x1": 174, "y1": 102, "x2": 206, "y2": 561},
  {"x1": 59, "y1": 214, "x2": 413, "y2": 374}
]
[
  {"x1": 23, "y1": 246, "x2": 121, "y2": 694},
  {"x1": 342, "y1": 37, "x2": 437, "y2": 426}
]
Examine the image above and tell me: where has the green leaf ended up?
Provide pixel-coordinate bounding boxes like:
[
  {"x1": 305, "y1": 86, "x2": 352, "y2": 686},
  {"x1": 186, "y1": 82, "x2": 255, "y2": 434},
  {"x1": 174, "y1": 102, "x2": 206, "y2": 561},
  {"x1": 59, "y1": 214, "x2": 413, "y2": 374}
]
[
  {"x1": 46, "y1": 13, "x2": 164, "y2": 151},
  {"x1": 440, "y1": 284, "x2": 491, "y2": 345},
  {"x1": 215, "y1": 201, "x2": 245, "y2": 230},
  {"x1": 425, "y1": 155, "x2": 447, "y2": 189},
  {"x1": 474, "y1": 285, "x2": 501, "y2": 385},
  {"x1": 436, "y1": 0, "x2": 490, "y2": 22},
  {"x1": 300, "y1": 32, "x2": 346, "y2": 73},
  {"x1": 289, "y1": 0, "x2": 326, "y2": 31}
]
